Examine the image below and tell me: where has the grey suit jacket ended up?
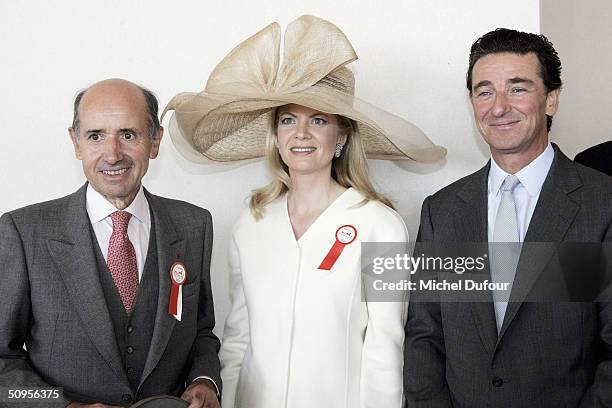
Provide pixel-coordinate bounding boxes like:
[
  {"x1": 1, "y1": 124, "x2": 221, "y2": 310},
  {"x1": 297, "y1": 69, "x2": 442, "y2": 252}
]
[
  {"x1": 404, "y1": 146, "x2": 612, "y2": 407},
  {"x1": 0, "y1": 184, "x2": 221, "y2": 407}
]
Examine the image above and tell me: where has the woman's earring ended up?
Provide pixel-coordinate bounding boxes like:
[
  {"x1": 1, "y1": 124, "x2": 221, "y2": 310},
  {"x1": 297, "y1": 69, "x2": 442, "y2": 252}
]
[{"x1": 334, "y1": 143, "x2": 344, "y2": 158}]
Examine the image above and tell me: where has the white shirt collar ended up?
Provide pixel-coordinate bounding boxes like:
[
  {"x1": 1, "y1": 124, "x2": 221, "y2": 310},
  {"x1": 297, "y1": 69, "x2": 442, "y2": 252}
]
[
  {"x1": 86, "y1": 184, "x2": 151, "y2": 228},
  {"x1": 489, "y1": 143, "x2": 554, "y2": 197}
]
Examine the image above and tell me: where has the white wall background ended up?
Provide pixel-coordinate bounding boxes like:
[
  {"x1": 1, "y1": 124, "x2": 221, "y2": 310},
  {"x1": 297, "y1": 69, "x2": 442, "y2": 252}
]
[
  {"x1": 0, "y1": 1, "x2": 541, "y2": 335},
  {"x1": 541, "y1": 0, "x2": 612, "y2": 156}
]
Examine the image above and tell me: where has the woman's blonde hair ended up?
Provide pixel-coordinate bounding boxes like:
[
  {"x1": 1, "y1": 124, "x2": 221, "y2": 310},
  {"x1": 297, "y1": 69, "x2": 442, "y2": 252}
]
[{"x1": 249, "y1": 107, "x2": 394, "y2": 220}]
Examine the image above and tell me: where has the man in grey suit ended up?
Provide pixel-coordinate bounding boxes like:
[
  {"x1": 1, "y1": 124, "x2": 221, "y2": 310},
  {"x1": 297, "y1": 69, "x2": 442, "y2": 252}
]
[
  {"x1": 0, "y1": 79, "x2": 221, "y2": 408},
  {"x1": 404, "y1": 29, "x2": 612, "y2": 407}
]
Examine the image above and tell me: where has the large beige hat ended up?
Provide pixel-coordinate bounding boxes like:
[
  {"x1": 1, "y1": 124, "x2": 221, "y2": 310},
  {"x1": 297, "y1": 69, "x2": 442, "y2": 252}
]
[{"x1": 163, "y1": 15, "x2": 446, "y2": 164}]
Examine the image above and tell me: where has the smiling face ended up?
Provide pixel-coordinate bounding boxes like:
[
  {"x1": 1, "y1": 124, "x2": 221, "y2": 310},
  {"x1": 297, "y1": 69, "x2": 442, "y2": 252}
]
[
  {"x1": 275, "y1": 104, "x2": 347, "y2": 178},
  {"x1": 69, "y1": 80, "x2": 163, "y2": 209},
  {"x1": 470, "y1": 52, "x2": 559, "y2": 171}
]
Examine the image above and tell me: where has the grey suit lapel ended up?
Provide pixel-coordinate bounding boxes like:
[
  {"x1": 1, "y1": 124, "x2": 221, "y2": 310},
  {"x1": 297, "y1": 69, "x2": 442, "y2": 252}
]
[
  {"x1": 455, "y1": 165, "x2": 499, "y2": 355},
  {"x1": 139, "y1": 191, "x2": 185, "y2": 387},
  {"x1": 45, "y1": 184, "x2": 128, "y2": 384},
  {"x1": 499, "y1": 148, "x2": 581, "y2": 339}
]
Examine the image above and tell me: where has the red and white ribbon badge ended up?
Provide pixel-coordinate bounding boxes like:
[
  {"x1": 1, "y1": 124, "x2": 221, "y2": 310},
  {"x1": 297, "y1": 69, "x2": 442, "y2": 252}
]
[
  {"x1": 168, "y1": 261, "x2": 187, "y2": 321},
  {"x1": 318, "y1": 225, "x2": 358, "y2": 270}
]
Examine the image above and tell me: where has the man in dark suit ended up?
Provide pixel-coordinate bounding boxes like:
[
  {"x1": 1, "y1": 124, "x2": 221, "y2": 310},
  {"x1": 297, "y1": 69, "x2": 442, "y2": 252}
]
[
  {"x1": 575, "y1": 141, "x2": 612, "y2": 176},
  {"x1": 0, "y1": 79, "x2": 221, "y2": 408},
  {"x1": 404, "y1": 29, "x2": 612, "y2": 407}
]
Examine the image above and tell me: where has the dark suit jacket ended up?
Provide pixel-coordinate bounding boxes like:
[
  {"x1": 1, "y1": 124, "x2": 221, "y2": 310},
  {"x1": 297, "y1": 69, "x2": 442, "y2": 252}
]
[
  {"x1": 0, "y1": 184, "x2": 221, "y2": 407},
  {"x1": 404, "y1": 147, "x2": 612, "y2": 407},
  {"x1": 575, "y1": 141, "x2": 612, "y2": 177}
]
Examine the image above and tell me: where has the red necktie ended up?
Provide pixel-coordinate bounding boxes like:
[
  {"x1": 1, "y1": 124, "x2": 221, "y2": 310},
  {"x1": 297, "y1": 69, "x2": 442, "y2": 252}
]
[{"x1": 107, "y1": 211, "x2": 139, "y2": 314}]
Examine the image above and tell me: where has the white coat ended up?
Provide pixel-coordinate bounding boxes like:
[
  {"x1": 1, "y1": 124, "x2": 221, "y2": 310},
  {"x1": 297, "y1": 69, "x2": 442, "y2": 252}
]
[{"x1": 220, "y1": 188, "x2": 408, "y2": 408}]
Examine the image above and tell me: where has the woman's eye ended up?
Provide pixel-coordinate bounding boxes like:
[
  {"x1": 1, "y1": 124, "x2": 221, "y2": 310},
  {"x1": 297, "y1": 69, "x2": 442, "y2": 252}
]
[
  {"x1": 312, "y1": 117, "x2": 327, "y2": 126},
  {"x1": 279, "y1": 117, "x2": 295, "y2": 125}
]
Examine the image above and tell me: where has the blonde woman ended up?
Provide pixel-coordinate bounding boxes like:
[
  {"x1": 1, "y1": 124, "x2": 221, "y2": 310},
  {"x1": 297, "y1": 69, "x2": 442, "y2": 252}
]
[{"x1": 164, "y1": 15, "x2": 446, "y2": 408}]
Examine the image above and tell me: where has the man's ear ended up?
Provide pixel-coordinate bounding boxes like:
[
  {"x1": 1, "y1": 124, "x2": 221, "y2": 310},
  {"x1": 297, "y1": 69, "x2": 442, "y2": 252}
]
[
  {"x1": 149, "y1": 126, "x2": 164, "y2": 159},
  {"x1": 68, "y1": 127, "x2": 82, "y2": 160},
  {"x1": 545, "y1": 88, "x2": 560, "y2": 116}
]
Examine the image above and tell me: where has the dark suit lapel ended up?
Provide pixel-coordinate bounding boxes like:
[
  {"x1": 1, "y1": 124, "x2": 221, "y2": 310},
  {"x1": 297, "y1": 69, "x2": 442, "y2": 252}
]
[
  {"x1": 455, "y1": 166, "x2": 489, "y2": 244},
  {"x1": 456, "y1": 164, "x2": 499, "y2": 355},
  {"x1": 45, "y1": 184, "x2": 128, "y2": 383},
  {"x1": 139, "y1": 191, "x2": 185, "y2": 387},
  {"x1": 499, "y1": 148, "x2": 581, "y2": 339}
]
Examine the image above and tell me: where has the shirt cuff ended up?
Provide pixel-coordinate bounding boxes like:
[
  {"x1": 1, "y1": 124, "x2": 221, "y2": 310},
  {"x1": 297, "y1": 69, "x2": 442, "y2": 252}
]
[{"x1": 193, "y1": 376, "x2": 220, "y2": 398}]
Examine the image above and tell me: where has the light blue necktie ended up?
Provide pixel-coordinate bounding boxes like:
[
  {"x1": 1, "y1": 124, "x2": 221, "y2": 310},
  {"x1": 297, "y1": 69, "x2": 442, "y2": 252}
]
[{"x1": 491, "y1": 175, "x2": 521, "y2": 333}]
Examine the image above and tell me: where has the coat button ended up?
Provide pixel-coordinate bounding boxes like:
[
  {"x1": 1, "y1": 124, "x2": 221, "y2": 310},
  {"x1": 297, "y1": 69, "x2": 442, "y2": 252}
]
[
  {"x1": 127, "y1": 367, "x2": 134, "y2": 374},
  {"x1": 127, "y1": 346, "x2": 134, "y2": 354},
  {"x1": 127, "y1": 325, "x2": 134, "y2": 333},
  {"x1": 122, "y1": 394, "x2": 132, "y2": 402},
  {"x1": 492, "y1": 376, "x2": 504, "y2": 387}
]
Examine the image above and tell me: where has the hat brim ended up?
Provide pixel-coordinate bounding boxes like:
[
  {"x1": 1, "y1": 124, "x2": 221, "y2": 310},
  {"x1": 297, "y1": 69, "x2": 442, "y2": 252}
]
[{"x1": 166, "y1": 90, "x2": 446, "y2": 164}]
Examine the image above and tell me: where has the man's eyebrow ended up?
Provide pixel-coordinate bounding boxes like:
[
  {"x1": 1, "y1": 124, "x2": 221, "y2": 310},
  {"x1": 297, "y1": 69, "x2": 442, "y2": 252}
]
[
  {"x1": 84, "y1": 129, "x2": 103, "y2": 135},
  {"x1": 473, "y1": 80, "x2": 492, "y2": 90},
  {"x1": 473, "y1": 77, "x2": 536, "y2": 91},
  {"x1": 119, "y1": 127, "x2": 138, "y2": 133},
  {"x1": 508, "y1": 77, "x2": 535, "y2": 85}
]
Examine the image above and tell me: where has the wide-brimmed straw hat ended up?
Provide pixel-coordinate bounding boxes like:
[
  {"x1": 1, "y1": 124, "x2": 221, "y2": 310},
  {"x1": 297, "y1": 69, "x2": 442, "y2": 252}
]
[{"x1": 163, "y1": 15, "x2": 446, "y2": 164}]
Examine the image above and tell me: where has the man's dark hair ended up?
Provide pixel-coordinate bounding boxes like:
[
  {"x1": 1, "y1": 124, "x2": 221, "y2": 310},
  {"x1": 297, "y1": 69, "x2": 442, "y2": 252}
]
[
  {"x1": 466, "y1": 28, "x2": 562, "y2": 131},
  {"x1": 72, "y1": 84, "x2": 161, "y2": 138}
]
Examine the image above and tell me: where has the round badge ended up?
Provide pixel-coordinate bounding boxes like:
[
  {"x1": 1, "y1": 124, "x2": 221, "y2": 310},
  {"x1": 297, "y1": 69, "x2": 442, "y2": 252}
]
[
  {"x1": 335, "y1": 225, "x2": 357, "y2": 245},
  {"x1": 170, "y1": 262, "x2": 187, "y2": 285}
]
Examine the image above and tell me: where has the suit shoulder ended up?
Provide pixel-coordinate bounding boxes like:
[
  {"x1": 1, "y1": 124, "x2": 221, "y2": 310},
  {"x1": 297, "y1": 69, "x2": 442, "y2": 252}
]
[
  {"x1": 426, "y1": 168, "x2": 485, "y2": 205},
  {"x1": 574, "y1": 161, "x2": 612, "y2": 190},
  {"x1": 148, "y1": 194, "x2": 212, "y2": 218},
  {"x1": 3, "y1": 191, "x2": 77, "y2": 224},
  {"x1": 572, "y1": 162, "x2": 612, "y2": 210}
]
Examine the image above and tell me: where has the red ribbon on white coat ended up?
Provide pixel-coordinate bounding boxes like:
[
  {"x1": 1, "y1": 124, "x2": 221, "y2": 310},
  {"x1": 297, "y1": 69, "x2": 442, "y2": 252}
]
[{"x1": 318, "y1": 225, "x2": 357, "y2": 270}]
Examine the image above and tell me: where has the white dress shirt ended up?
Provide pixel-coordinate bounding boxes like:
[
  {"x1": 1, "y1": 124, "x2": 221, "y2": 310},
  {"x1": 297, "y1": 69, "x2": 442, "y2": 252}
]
[
  {"x1": 86, "y1": 184, "x2": 151, "y2": 281},
  {"x1": 487, "y1": 143, "x2": 555, "y2": 242}
]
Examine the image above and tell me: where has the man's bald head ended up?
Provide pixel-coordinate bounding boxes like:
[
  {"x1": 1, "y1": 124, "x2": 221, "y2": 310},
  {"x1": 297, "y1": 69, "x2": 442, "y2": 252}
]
[{"x1": 72, "y1": 79, "x2": 160, "y2": 139}]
